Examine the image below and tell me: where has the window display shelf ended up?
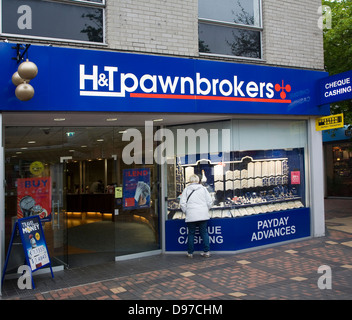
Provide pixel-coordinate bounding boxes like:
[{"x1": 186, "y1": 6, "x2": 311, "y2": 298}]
[
  {"x1": 179, "y1": 156, "x2": 289, "y2": 191},
  {"x1": 167, "y1": 149, "x2": 306, "y2": 220},
  {"x1": 168, "y1": 196, "x2": 303, "y2": 220}
]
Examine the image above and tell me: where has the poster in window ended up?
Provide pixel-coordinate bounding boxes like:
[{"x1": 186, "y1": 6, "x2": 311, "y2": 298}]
[
  {"x1": 123, "y1": 168, "x2": 151, "y2": 210},
  {"x1": 17, "y1": 177, "x2": 52, "y2": 221},
  {"x1": 291, "y1": 171, "x2": 301, "y2": 185}
]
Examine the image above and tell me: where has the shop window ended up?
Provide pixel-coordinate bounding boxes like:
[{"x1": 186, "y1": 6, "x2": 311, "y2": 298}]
[
  {"x1": 333, "y1": 145, "x2": 352, "y2": 177},
  {"x1": 328, "y1": 144, "x2": 352, "y2": 197},
  {"x1": 166, "y1": 120, "x2": 307, "y2": 220},
  {"x1": 76, "y1": 0, "x2": 104, "y2": 3},
  {"x1": 198, "y1": 0, "x2": 262, "y2": 59},
  {"x1": 1, "y1": 0, "x2": 105, "y2": 43}
]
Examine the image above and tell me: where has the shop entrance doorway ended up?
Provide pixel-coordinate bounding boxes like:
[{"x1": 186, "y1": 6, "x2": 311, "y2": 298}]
[
  {"x1": 4, "y1": 125, "x2": 161, "y2": 270},
  {"x1": 65, "y1": 158, "x2": 117, "y2": 267}
]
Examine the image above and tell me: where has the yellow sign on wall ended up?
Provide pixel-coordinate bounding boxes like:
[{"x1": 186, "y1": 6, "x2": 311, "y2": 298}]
[
  {"x1": 115, "y1": 187, "x2": 122, "y2": 198},
  {"x1": 315, "y1": 113, "x2": 344, "y2": 131}
]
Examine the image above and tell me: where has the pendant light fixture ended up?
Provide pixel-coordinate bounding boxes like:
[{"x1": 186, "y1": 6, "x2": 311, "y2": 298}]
[{"x1": 12, "y1": 59, "x2": 38, "y2": 101}]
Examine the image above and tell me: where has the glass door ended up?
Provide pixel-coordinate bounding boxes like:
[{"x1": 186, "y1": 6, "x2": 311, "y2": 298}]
[
  {"x1": 50, "y1": 160, "x2": 68, "y2": 268},
  {"x1": 63, "y1": 127, "x2": 116, "y2": 267},
  {"x1": 113, "y1": 127, "x2": 161, "y2": 258},
  {"x1": 65, "y1": 157, "x2": 117, "y2": 267},
  {"x1": 4, "y1": 126, "x2": 68, "y2": 270},
  {"x1": 4, "y1": 125, "x2": 161, "y2": 269}
]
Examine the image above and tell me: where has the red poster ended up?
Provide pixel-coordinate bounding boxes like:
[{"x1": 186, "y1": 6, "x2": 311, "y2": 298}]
[
  {"x1": 291, "y1": 171, "x2": 301, "y2": 185},
  {"x1": 17, "y1": 177, "x2": 52, "y2": 221}
]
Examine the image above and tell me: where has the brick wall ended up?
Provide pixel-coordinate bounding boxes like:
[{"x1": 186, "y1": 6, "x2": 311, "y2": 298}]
[
  {"x1": 106, "y1": 0, "x2": 198, "y2": 57},
  {"x1": 106, "y1": 0, "x2": 324, "y2": 70},
  {"x1": 106, "y1": 0, "x2": 324, "y2": 69},
  {"x1": 1, "y1": 0, "x2": 324, "y2": 70},
  {"x1": 262, "y1": 0, "x2": 324, "y2": 70}
]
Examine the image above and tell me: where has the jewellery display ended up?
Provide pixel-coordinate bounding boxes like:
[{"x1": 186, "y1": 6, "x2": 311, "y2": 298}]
[{"x1": 167, "y1": 148, "x2": 306, "y2": 220}]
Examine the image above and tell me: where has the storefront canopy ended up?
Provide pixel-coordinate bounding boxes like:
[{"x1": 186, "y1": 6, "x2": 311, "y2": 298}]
[{"x1": 0, "y1": 42, "x2": 330, "y2": 116}]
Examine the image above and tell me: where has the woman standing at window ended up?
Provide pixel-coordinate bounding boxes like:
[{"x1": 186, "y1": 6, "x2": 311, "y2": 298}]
[{"x1": 180, "y1": 174, "x2": 213, "y2": 258}]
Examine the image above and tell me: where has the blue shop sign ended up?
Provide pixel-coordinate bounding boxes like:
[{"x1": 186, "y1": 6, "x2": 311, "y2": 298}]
[
  {"x1": 0, "y1": 42, "x2": 329, "y2": 115},
  {"x1": 323, "y1": 125, "x2": 351, "y2": 142},
  {"x1": 318, "y1": 70, "x2": 352, "y2": 105},
  {"x1": 165, "y1": 208, "x2": 310, "y2": 252}
]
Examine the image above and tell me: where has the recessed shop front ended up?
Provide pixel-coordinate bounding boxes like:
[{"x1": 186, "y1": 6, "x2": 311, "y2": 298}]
[
  {"x1": 0, "y1": 42, "x2": 329, "y2": 272},
  {"x1": 3, "y1": 124, "x2": 161, "y2": 268}
]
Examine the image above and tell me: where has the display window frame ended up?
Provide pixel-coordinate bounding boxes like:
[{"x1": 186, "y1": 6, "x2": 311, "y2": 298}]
[
  {"x1": 198, "y1": 0, "x2": 263, "y2": 60},
  {"x1": 165, "y1": 119, "x2": 309, "y2": 221},
  {"x1": 164, "y1": 118, "x2": 312, "y2": 252},
  {"x1": 0, "y1": 0, "x2": 106, "y2": 45}
]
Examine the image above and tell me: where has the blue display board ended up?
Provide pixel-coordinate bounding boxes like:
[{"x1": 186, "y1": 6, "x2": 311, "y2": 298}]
[
  {"x1": 0, "y1": 42, "x2": 329, "y2": 115},
  {"x1": 1, "y1": 215, "x2": 53, "y2": 289},
  {"x1": 17, "y1": 216, "x2": 52, "y2": 272},
  {"x1": 165, "y1": 208, "x2": 310, "y2": 252}
]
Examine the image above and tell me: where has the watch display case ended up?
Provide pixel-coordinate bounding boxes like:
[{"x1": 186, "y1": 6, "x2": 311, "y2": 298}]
[{"x1": 167, "y1": 148, "x2": 305, "y2": 220}]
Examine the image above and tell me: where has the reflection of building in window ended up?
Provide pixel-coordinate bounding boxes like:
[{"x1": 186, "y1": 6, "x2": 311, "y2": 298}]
[
  {"x1": 198, "y1": 0, "x2": 262, "y2": 58},
  {"x1": 1, "y1": 0, "x2": 104, "y2": 43}
]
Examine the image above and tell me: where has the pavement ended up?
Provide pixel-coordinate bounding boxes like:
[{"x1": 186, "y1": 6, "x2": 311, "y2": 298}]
[{"x1": 1, "y1": 198, "x2": 352, "y2": 302}]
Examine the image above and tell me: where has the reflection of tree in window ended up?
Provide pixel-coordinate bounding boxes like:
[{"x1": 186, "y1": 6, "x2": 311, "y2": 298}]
[
  {"x1": 199, "y1": 39, "x2": 210, "y2": 53},
  {"x1": 227, "y1": 29, "x2": 260, "y2": 58},
  {"x1": 81, "y1": 9, "x2": 103, "y2": 42},
  {"x1": 232, "y1": 0, "x2": 255, "y2": 25},
  {"x1": 226, "y1": 1, "x2": 260, "y2": 58}
]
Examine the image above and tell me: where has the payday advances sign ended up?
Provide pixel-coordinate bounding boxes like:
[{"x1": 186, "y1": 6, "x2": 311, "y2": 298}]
[
  {"x1": 0, "y1": 42, "x2": 329, "y2": 116},
  {"x1": 165, "y1": 208, "x2": 310, "y2": 251}
]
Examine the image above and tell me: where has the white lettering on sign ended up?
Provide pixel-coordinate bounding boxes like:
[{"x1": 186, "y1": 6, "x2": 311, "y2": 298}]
[
  {"x1": 251, "y1": 216, "x2": 296, "y2": 241},
  {"x1": 21, "y1": 220, "x2": 40, "y2": 234},
  {"x1": 177, "y1": 226, "x2": 223, "y2": 245},
  {"x1": 79, "y1": 64, "x2": 289, "y2": 103},
  {"x1": 324, "y1": 86, "x2": 352, "y2": 98},
  {"x1": 324, "y1": 77, "x2": 352, "y2": 98},
  {"x1": 325, "y1": 77, "x2": 350, "y2": 89}
]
